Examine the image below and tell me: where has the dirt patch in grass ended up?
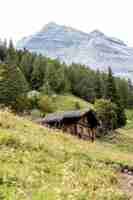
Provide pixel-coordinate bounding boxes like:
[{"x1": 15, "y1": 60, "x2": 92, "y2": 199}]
[{"x1": 119, "y1": 173, "x2": 133, "y2": 199}]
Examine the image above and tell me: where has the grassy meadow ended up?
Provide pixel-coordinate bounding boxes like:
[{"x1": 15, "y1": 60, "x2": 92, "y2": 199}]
[
  {"x1": 47, "y1": 95, "x2": 92, "y2": 112},
  {"x1": 0, "y1": 109, "x2": 133, "y2": 199},
  {"x1": 30, "y1": 94, "x2": 92, "y2": 120}
]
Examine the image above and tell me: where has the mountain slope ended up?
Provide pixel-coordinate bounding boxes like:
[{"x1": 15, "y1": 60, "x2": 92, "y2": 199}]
[
  {"x1": 0, "y1": 109, "x2": 133, "y2": 199},
  {"x1": 17, "y1": 22, "x2": 133, "y2": 79}
]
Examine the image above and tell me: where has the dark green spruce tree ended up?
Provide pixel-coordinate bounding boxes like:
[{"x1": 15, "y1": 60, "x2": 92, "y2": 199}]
[
  {"x1": 0, "y1": 39, "x2": 7, "y2": 61},
  {"x1": 105, "y1": 67, "x2": 118, "y2": 102},
  {"x1": 127, "y1": 79, "x2": 133, "y2": 108},
  {"x1": 0, "y1": 63, "x2": 29, "y2": 110},
  {"x1": 31, "y1": 55, "x2": 46, "y2": 90},
  {"x1": 20, "y1": 52, "x2": 34, "y2": 87},
  {"x1": 105, "y1": 67, "x2": 126, "y2": 128},
  {"x1": 94, "y1": 69, "x2": 103, "y2": 99},
  {"x1": 6, "y1": 39, "x2": 19, "y2": 65}
]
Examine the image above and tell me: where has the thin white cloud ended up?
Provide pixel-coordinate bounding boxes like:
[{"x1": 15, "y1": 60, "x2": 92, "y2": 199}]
[{"x1": 0, "y1": 0, "x2": 133, "y2": 45}]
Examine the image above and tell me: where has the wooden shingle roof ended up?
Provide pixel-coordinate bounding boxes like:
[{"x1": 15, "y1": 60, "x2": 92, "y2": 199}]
[{"x1": 42, "y1": 109, "x2": 91, "y2": 123}]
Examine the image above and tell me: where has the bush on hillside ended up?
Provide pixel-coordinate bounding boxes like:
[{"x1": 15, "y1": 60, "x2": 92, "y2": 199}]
[
  {"x1": 14, "y1": 94, "x2": 31, "y2": 113},
  {"x1": 94, "y1": 99, "x2": 117, "y2": 133},
  {"x1": 114, "y1": 100, "x2": 127, "y2": 128},
  {"x1": 38, "y1": 95, "x2": 54, "y2": 113},
  {"x1": 74, "y1": 101, "x2": 81, "y2": 110},
  {"x1": 27, "y1": 90, "x2": 40, "y2": 108}
]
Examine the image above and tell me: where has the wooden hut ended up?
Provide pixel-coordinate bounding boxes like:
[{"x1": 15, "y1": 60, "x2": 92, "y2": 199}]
[{"x1": 38, "y1": 109, "x2": 98, "y2": 139}]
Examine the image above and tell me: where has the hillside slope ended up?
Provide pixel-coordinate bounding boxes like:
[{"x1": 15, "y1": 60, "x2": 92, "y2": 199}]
[
  {"x1": 17, "y1": 22, "x2": 133, "y2": 79},
  {"x1": 0, "y1": 109, "x2": 133, "y2": 199},
  {"x1": 40, "y1": 95, "x2": 92, "y2": 112}
]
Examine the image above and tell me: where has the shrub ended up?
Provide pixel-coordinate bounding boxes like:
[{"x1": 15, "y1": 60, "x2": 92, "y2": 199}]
[
  {"x1": 94, "y1": 99, "x2": 117, "y2": 133},
  {"x1": 38, "y1": 95, "x2": 54, "y2": 113},
  {"x1": 114, "y1": 100, "x2": 127, "y2": 128},
  {"x1": 74, "y1": 101, "x2": 81, "y2": 110},
  {"x1": 27, "y1": 90, "x2": 40, "y2": 108},
  {"x1": 14, "y1": 94, "x2": 31, "y2": 113}
]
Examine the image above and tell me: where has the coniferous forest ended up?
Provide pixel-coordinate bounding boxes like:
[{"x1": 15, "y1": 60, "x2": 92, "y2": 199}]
[{"x1": 0, "y1": 39, "x2": 133, "y2": 129}]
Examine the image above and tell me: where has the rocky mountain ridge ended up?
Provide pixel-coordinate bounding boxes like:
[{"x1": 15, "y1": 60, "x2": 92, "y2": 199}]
[{"x1": 17, "y1": 22, "x2": 133, "y2": 79}]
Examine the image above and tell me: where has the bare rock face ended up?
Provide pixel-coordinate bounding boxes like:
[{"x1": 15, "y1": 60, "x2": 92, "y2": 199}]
[{"x1": 17, "y1": 22, "x2": 133, "y2": 79}]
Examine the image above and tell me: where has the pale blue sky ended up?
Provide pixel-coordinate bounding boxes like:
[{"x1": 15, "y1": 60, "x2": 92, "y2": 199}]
[{"x1": 0, "y1": 0, "x2": 133, "y2": 45}]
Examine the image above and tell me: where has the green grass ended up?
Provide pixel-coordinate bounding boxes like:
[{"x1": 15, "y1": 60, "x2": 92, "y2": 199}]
[
  {"x1": 45, "y1": 94, "x2": 92, "y2": 112},
  {"x1": 0, "y1": 109, "x2": 133, "y2": 199},
  {"x1": 29, "y1": 94, "x2": 92, "y2": 120},
  {"x1": 31, "y1": 94, "x2": 92, "y2": 119},
  {"x1": 124, "y1": 109, "x2": 133, "y2": 129}
]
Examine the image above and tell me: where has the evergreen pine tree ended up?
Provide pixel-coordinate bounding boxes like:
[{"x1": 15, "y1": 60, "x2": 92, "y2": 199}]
[
  {"x1": 0, "y1": 39, "x2": 7, "y2": 62},
  {"x1": 31, "y1": 56, "x2": 46, "y2": 90},
  {"x1": 20, "y1": 53, "x2": 34, "y2": 86},
  {"x1": 94, "y1": 69, "x2": 103, "y2": 99},
  {"x1": 106, "y1": 67, "x2": 126, "y2": 128},
  {"x1": 6, "y1": 39, "x2": 18, "y2": 65},
  {"x1": 117, "y1": 78, "x2": 129, "y2": 108},
  {"x1": 0, "y1": 63, "x2": 29, "y2": 109},
  {"x1": 127, "y1": 79, "x2": 133, "y2": 107},
  {"x1": 115, "y1": 98, "x2": 127, "y2": 128},
  {"x1": 106, "y1": 67, "x2": 118, "y2": 102},
  {"x1": 44, "y1": 62, "x2": 70, "y2": 94}
]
